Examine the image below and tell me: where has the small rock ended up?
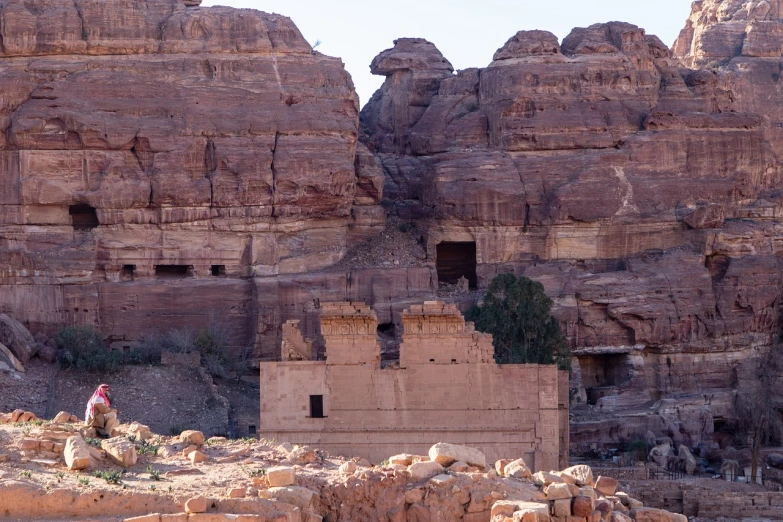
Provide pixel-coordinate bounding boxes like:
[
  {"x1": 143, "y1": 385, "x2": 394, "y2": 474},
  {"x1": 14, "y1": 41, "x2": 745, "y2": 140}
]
[
  {"x1": 339, "y1": 461, "x2": 357, "y2": 474},
  {"x1": 388, "y1": 454, "x2": 413, "y2": 466},
  {"x1": 430, "y1": 474, "x2": 456, "y2": 486},
  {"x1": 185, "y1": 496, "x2": 207, "y2": 514},
  {"x1": 545, "y1": 482, "x2": 578, "y2": 500},
  {"x1": 288, "y1": 446, "x2": 317, "y2": 465},
  {"x1": 448, "y1": 461, "x2": 469, "y2": 472},
  {"x1": 267, "y1": 466, "x2": 296, "y2": 487},
  {"x1": 408, "y1": 461, "x2": 444, "y2": 481},
  {"x1": 189, "y1": 450, "x2": 208, "y2": 464},
  {"x1": 179, "y1": 430, "x2": 205, "y2": 447},
  {"x1": 52, "y1": 411, "x2": 72, "y2": 424},
  {"x1": 595, "y1": 475, "x2": 618, "y2": 496},
  {"x1": 228, "y1": 487, "x2": 245, "y2": 498},
  {"x1": 503, "y1": 459, "x2": 531, "y2": 479}
]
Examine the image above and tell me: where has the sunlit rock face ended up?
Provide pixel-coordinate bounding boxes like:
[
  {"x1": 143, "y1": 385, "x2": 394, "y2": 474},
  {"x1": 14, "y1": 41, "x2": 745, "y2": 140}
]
[
  {"x1": 0, "y1": 0, "x2": 385, "y2": 355},
  {"x1": 361, "y1": 17, "x2": 783, "y2": 449}
]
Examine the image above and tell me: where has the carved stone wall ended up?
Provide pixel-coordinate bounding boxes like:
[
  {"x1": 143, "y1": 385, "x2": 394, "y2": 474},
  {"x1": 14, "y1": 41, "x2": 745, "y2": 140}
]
[
  {"x1": 400, "y1": 301, "x2": 493, "y2": 366},
  {"x1": 260, "y1": 301, "x2": 568, "y2": 468},
  {"x1": 281, "y1": 320, "x2": 313, "y2": 361}
]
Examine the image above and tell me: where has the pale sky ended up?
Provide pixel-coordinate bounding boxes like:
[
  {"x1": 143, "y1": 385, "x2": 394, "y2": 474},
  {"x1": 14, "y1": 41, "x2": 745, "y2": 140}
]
[{"x1": 202, "y1": 1, "x2": 695, "y2": 107}]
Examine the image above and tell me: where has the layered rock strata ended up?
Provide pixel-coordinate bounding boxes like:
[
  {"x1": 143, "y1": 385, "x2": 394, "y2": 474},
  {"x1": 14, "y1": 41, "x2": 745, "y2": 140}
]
[
  {"x1": 0, "y1": 0, "x2": 385, "y2": 356},
  {"x1": 361, "y1": 15, "x2": 783, "y2": 448}
]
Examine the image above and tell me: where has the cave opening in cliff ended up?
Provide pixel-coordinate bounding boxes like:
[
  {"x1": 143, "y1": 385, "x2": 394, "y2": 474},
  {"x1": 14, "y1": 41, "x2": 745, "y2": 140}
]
[
  {"x1": 580, "y1": 353, "x2": 629, "y2": 405},
  {"x1": 436, "y1": 242, "x2": 477, "y2": 289},
  {"x1": 155, "y1": 265, "x2": 193, "y2": 278},
  {"x1": 69, "y1": 204, "x2": 99, "y2": 230},
  {"x1": 211, "y1": 265, "x2": 226, "y2": 277}
]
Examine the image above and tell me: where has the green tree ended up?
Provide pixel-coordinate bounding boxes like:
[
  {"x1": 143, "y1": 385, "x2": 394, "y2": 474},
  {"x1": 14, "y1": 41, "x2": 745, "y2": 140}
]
[{"x1": 465, "y1": 273, "x2": 571, "y2": 370}]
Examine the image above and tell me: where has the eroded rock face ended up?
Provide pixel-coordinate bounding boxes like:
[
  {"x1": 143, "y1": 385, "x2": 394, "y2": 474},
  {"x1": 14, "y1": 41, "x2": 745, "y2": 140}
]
[
  {"x1": 360, "y1": 19, "x2": 783, "y2": 450},
  {"x1": 0, "y1": 0, "x2": 384, "y2": 358}
]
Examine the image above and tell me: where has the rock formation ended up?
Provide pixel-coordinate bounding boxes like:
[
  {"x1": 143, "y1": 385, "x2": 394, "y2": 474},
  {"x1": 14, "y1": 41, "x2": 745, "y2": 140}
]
[
  {"x1": 3, "y1": 0, "x2": 783, "y2": 452},
  {"x1": 0, "y1": 0, "x2": 384, "y2": 357},
  {"x1": 361, "y1": 8, "x2": 783, "y2": 449}
]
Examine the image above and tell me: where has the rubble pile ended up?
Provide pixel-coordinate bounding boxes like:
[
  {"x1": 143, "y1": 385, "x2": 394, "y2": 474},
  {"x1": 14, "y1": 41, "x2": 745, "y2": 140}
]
[{"x1": 0, "y1": 409, "x2": 688, "y2": 522}]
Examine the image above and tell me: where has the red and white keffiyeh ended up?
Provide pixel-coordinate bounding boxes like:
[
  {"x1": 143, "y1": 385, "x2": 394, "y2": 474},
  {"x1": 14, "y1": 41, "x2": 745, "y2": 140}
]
[{"x1": 85, "y1": 384, "x2": 111, "y2": 420}]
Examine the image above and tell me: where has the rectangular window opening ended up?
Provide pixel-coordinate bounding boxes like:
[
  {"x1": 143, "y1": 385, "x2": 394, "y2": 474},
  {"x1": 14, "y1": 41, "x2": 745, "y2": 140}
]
[
  {"x1": 309, "y1": 395, "x2": 324, "y2": 419},
  {"x1": 121, "y1": 264, "x2": 136, "y2": 281},
  {"x1": 211, "y1": 265, "x2": 226, "y2": 277},
  {"x1": 155, "y1": 265, "x2": 193, "y2": 278},
  {"x1": 248, "y1": 425, "x2": 256, "y2": 435}
]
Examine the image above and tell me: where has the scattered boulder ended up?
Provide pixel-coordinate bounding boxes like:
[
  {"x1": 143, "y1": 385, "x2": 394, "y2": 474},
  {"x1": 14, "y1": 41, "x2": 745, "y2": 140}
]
[
  {"x1": 101, "y1": 437, "x2": 137, "y2": 468},
  {"x1": 408, "y1": 461, "x2": 444, "y2": 481},
  {"x1": 0, "y1": 314, "x2": 37, "y2": 363},
  {"x1": 339, "y1": 461, "x2": 357, "y2": 474},
  {"x1": 388, "y1": 453, "x2": 413, "y2": 466},
  {"x1": 545, "y1": 482, "x2": 578, "y2": 500},
  {"x1": 265, "y1": 486, "x2": 317, "y2": 510},
  {"x1": 36, "y1": 344, "x2": 57, "y2": 364},
  {"x1": 189, "y1": 450, "x2": 208, "y2": 464},
  {"x1": 767, "y1": 453, "x2": 783, "y2": 469},
  {"x1": 52, "y1": 411, "x2": 72, "y2": 424},
  {"x1": 0, "y1": 342, "x2": 24, "y2": 373},
  {"x1": 64, "y1": 436, "x2": 91, "y2": 470},
  {"x1": 562, "y1": 464, "x2": 594, "y2": 486},
  {"x1": 178, "y1": 430, "x2": 205, "y2": 447},
  {"x1": 288, "y1": 446, "x2": 318, "y2": 465},
  {"x1": 184, "y1": 496, "x2": 207, "y2": 514},
  {"x1": 448, "y1": 460, "x2": 469, "y2": 472},
  {"x1": 267, "y1": 466, "x2": 296, "y2": 487},
  {"x1": 127, "y1": 422, "x2": 152, "y2": 441},
  {"x1": 504, "y1": 459, "x2": 532, "y2": 479},
  {"x1": 428, "y1": 442, "x2": 486, "y2": 469},
  {"x1": 532, "y1": 471, "x2": 563, "y2": 487},
  {"x1": 595, "y1": 476, "x2": 618, "y2": 496}
]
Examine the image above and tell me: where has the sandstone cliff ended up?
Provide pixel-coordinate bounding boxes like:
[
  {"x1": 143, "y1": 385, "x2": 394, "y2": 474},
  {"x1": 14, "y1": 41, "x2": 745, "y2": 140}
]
[
  {"x1": 0, "y1": 0, "x2": 385, "y2": 355},
  {"x1": 3, "y1": 0, "x2": 783, "y2": 453},
  {"x1": 361, "y1": 12, "x2": 783, "y2": 449}
]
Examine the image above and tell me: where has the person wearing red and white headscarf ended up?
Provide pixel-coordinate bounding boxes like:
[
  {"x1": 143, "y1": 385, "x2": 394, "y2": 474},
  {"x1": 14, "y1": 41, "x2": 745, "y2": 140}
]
[{"x1": 85, "y1": 384, "x2": 118, "y2": 437}]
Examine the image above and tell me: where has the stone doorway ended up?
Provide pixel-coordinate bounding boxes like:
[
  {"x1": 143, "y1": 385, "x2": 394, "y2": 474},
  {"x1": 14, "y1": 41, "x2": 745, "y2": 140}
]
[{"x1": 436, "y1": 242, "x2": 477, "y2": 289}]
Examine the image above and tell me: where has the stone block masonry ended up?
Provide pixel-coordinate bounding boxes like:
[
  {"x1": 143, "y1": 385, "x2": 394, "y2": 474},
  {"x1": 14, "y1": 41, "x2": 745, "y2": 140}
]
[{"x1": 260, "y1": 300, "x2": 568, "y2": 468}]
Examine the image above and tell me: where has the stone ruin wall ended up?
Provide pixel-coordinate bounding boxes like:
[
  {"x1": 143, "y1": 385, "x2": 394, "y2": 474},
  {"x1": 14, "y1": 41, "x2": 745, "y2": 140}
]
[{"x1": 260, "y1": 301, "x2": 569, "y2": 468}]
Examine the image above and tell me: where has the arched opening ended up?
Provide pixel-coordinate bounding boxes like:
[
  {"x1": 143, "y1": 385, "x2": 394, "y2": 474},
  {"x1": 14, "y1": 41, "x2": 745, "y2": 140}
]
[
  {"x1": 69, "y1": 204, "x2": 99, "y2": 230},
  {"x1": 436, "y1": 242, "x2": 477, "y2": 289}
]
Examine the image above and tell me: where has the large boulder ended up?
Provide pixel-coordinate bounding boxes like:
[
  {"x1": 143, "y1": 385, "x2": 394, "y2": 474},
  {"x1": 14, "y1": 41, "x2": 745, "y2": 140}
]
[
  {"x1": 0, "y1": 315, "x2": 37, "y2": 363},
  {"x1": 428, "y1": 442, "x2": 486, "y2": 468},
  {"x1": 0, "y1": 342, "x2": 24, "y2": 372}
]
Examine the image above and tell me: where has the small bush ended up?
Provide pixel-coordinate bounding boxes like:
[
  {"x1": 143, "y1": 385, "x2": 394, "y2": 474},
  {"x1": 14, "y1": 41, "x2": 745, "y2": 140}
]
[
  {"x1": 55, "y1": 326, "x2": 123, "y2": 372},
  {"x1": 162, "y1": 329, "x2": 196, "y2": 353},
  {"x1": 128, "y1": 337, "x2": 163, "y2": 366},
  {"x1": 94, "y1": 469, "x2": 125, "y2": 485},
  {"x1": 169, "y1": 424, "x2": 185, "y2": 436}
]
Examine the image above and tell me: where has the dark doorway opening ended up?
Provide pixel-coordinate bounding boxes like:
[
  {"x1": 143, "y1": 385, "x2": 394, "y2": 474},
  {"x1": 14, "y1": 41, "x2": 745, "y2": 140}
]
[
  {"x1": 154, "y1": 265, "x2": 193, "y2": 278},
  {"x1": 436, "y1": 242, "x2": 477, "y2": 289},
  {"x1": 248, "y1": 425, "x2": 256, "y2": 435},
  {"x1": 121, "y1": 265, "x2": 136, "y2": 281},
  {"x1": 211, "y1": 265, "x2": 226, "y2": 277},
  {"x1": 309, "y1": 395, "x2": 324, "y2": 418},
  {"x1": 69, "y1": 204, "x2": 99, "y2": 230}
]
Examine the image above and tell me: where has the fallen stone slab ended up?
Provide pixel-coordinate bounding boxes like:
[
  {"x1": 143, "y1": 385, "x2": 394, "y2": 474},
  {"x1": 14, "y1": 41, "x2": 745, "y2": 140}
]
[
  {"x1": 64, "y1": 436, "x2": 91, "y2": 470},
  {"x1": 428, "y1": 442, "x2": 486, "y2": 468}
]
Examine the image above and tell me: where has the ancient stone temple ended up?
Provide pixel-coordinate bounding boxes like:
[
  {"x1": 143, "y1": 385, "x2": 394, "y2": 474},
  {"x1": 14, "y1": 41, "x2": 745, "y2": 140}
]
[{"x1": 259, "y1": 301, "x2": 569, "y2": 468}]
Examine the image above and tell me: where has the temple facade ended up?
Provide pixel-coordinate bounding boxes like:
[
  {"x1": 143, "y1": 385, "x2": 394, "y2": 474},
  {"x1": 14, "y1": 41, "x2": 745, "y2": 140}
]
[{"x1": 259, "y1": 301, "x2": 569, "y2": 468}]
